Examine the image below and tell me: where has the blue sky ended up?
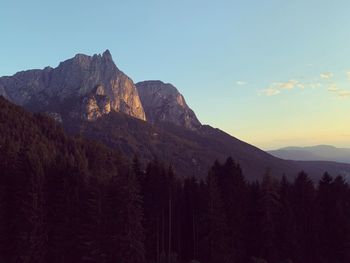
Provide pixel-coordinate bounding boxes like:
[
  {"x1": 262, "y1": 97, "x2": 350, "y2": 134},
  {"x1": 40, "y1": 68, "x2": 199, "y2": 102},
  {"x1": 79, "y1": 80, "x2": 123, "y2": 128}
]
[{"x1": 1, "y1": 0, "x2": 350, "y2": 149}]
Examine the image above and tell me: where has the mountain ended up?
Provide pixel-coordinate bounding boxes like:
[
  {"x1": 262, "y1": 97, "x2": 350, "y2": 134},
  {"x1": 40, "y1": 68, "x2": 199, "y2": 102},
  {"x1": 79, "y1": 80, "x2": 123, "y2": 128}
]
[
  {"x1": 0, "y1": 50, "x2": 146, "y2": 121},
  {"x1": 0, "y1": 92, "x2": 150, "y2": 263},
  {"x1": 1, "y1": 50, "x2": 350, "y2": 181},
  {"x1": 269, "y1": 145, "x2": 350, "y2": 164},
  {"x1": 4, "y1": 95, "x2": 350, "y2": 263},
  {"x1": 136, "y1": 80, "x2": 201, "y2": 130},
  {"x1": 62, "y1": 104, "x2": 350, "y2": 181},
  {"x1": 63, "y1": 110, "x2": 285, "y2": 180}
]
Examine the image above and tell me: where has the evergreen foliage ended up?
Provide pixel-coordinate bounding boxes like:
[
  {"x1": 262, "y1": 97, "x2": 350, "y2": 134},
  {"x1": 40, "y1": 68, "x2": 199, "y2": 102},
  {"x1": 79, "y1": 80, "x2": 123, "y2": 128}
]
[{"x1": 1, "y1": 97, "x2": 350, "y2": 263}]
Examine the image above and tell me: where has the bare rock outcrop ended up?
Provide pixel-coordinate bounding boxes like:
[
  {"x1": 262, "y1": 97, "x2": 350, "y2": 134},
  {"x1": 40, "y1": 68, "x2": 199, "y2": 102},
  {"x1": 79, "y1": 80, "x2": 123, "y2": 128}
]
[
  {"x1": 136, "y1": 80, "x2": 201, "y2": 130},
  {"x1": 0, "y1": 50, "x2": 146, "y2": 121}
]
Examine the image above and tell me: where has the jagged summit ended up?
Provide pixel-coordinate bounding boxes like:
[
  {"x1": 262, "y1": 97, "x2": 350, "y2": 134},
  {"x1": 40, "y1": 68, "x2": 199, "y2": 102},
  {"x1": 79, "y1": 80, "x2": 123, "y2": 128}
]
[
  {"x1": 0, "y1": 50, "x2": 146, "y2": 121},
  {"x1": 102, "y1": 49, "x2": 112, "y2": 60},
  {"x1": 0, "y1": 50, "x2": 204, "y2": 129},
  {"x1": 136, "y1": 80, "x2": 201, "y2": 130},
  {"x1": 73, "y1": 49, "x2": 112, "y2": 61}
]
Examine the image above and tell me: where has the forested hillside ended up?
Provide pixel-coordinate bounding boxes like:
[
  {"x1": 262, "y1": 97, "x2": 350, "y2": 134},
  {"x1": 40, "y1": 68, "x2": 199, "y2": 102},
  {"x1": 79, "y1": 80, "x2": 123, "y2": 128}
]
[
  {"x1": 1, "y1": 96, "x2": 350, "y2": 263},
  {"x1": 0, "y1": 96, "x2": 144, "y2": 262}
]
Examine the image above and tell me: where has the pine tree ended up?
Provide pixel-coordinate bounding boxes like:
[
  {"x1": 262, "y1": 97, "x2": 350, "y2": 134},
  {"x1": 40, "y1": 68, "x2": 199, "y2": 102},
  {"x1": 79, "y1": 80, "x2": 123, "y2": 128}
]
[
  {"x1": 219, "y1": 157, "x2": 247, "y2": 262},
  {"x1": 142, "y1": 160, "x2": 164, "y2": 262},
  {"x1": 133, "y1": 156, "x2": 144, "y2": 181},
  {"x1": 276, "y1": 175, "x2": 296, "y2": 262},
  {"x1": 206, "y1": 171, "x2": 231, "y2": 263},
  {"x1": 329, "y1": 175, "x2": 350, "y2": 262},
  {"x1": 292, "y1": 171, "x2": 320, "y2": 263},
  {"x1": 181, "y1": 176, "x2": 201, "y2": 262},
  {"x1": 0, "y1": 148, "x2": 47, "y2": 263},
  {"x1": 245, "y1": 181, "x2": 262, "y2": 260},
  {"x1": 79, "y1": 177, "x2": 108, "y2": 263},
  {"x1": 45, "y1": 154, "x2": 83, "y2": 263},
  {"x1": 258, "y1": 171, "x2": 280, "y2": 263},
  {"x1": 318, "y1": 172, "x2": 334, "y2": 262}
]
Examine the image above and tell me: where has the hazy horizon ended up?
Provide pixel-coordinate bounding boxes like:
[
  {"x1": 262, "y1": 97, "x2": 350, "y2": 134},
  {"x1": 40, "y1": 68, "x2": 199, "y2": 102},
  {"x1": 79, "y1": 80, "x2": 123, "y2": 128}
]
[{"x1": 1, "y1": 0, "x2": 350, "y2": 149}]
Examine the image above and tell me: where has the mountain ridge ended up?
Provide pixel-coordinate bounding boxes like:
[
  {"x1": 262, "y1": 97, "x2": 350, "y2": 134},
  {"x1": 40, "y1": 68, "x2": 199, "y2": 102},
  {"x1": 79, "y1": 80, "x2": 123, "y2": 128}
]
[
  {"x1": 0, "y1": 50, "x2": 146, "y2": 121},
  {"x1": 269, "y1": 145, "x2": 350, "y2": 164},
  {"x1": 1, "y1": 50, "x2": 350, "y2": 181},
  {"x1": 62, "y1": 103, "x2": 350, "y2": 181}
]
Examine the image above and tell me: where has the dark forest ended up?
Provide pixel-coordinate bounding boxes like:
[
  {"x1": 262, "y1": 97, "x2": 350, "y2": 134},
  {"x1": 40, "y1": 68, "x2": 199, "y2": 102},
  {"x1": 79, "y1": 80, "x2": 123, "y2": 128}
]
[{"x1": 1, "y1": 97, "x2": 350, "y2": 263}]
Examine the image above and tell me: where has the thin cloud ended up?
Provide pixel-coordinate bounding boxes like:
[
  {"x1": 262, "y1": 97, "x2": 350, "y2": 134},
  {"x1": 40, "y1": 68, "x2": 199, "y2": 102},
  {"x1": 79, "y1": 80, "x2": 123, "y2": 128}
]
[
  {"x1": 305, "y1": 82, "x2": 322, "y2": 89},
  {"x1": 338, "y1": 90, "x2": 350, "y2": 98},
  {"x1": 346, "y1": 71, "x2": 350, "y2": 80},
  {"x1": 279, "y1": 80, "x2": 298, "y2": 90},
  {"x1": 261, "y1": 88, "x2": 280, "y2": 96},
  {"x1": 320, "y1": 72, "x2": 334, "y2": 79},
  {"x1": 327, "y1": 83, "x2": 350, "y2": 98},
  {"x1": 260, "y1": 79, "x2": 317, "y2": 96},
  {"x1": 236, "y1": 80, "x2": 247, "y2": 85},
  {"x1": 259, "y1": 71, "x2": 347, "y2": 98},
  {"x1": 296, "y1": 83, "x2": 305, "y2": 89},
  {"x1": 328, "y1": 84, "x2": 339, "y2": 92}
]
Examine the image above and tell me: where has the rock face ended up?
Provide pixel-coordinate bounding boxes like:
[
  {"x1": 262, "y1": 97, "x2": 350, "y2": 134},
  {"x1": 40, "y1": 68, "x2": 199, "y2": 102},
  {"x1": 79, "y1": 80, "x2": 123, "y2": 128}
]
[
  {"x1": 0, "y1": 51, "x2": 202, "y2": 128},
  {"x1": 82, "y1": 85, "x2": 112, "y2": 120},
  {"x1": 136, "y1": 80, "x2": 201, "y2": 130},
  {"x1": 0, "y1": 50, "x2": 146, "y2": 121}
]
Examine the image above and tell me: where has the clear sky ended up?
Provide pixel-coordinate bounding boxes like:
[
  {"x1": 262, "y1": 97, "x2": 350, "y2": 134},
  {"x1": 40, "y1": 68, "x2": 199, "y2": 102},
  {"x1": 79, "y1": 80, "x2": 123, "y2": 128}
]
[{"x1": 1, "y1": 0, "x2": 350, "y2": 150}]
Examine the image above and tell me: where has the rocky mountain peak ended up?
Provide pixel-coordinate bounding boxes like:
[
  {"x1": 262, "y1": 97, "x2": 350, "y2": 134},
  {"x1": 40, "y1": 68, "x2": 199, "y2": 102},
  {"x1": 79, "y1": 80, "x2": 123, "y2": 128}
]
[
  {"x1": 0, "y1": 51, "x2": 204, "y2": 128},
  {"x1": 0, "y1": 50, "x2": 146, "y2": 121},
  {"x1": 73, "y1": 53, "x2": 91, "y2": 61},
  {"x1": 102, "y1": 49, "x2": 113, "y2": 61},
  {"x1": 136, "y1": 80, "x2": 201, "y2": 130}
]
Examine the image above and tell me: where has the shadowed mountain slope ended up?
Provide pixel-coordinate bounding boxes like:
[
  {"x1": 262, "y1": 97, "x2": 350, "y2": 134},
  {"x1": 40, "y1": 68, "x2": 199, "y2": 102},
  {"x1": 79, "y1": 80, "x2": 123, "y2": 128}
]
[{"x1": 63, "y1": 109, "x2": 350, "y2": 181}]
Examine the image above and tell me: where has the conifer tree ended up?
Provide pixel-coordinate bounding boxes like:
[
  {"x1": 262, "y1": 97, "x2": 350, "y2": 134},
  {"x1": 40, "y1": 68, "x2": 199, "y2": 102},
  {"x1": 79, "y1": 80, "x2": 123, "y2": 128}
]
[
  {"x1": 116, "y1": 169, "x2": 145, "y2": 263},
  {"x1": 292, "y1": 171, "x2": 320, "y2": 263},
  {"x1": 206, "y1": 171, "x2": 231, "y2": 263},
  {"x1": 258, "y1": 171, "x2": 280, "y2": 263},
  {"x1": 276, "y1": 176, "x2": 296, "y2": 262},
  {"x1": 79, "y1": 177, "x2": 108, "y2": 263}
]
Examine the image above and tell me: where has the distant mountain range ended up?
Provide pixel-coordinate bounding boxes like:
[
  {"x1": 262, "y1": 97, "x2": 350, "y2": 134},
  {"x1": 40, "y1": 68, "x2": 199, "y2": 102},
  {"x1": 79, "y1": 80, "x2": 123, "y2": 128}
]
[
  {"x1": 1, "y1": 50, "x2": 350, "y2": 181},
  {"x1": 269, "y1": 145, "x2": 350, "y2": 164}
]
